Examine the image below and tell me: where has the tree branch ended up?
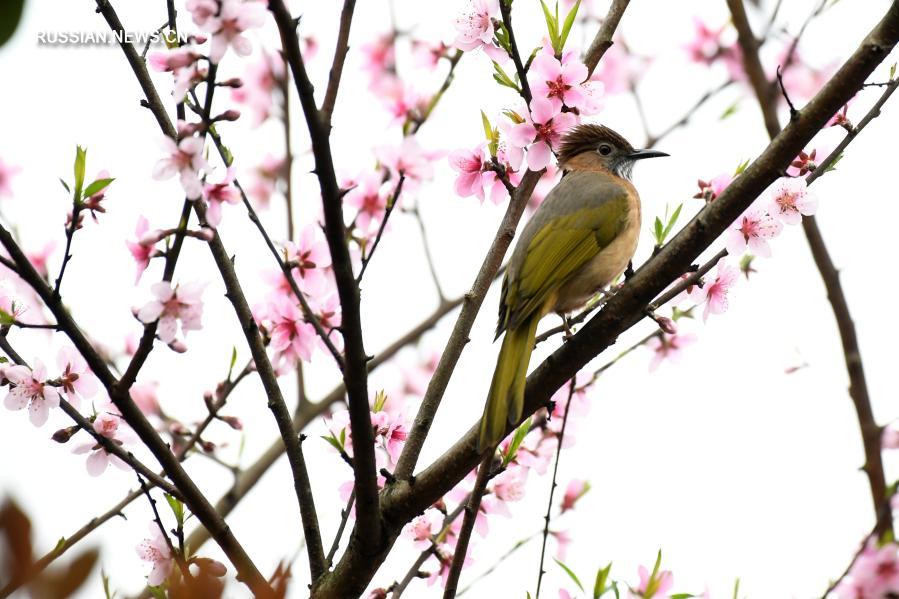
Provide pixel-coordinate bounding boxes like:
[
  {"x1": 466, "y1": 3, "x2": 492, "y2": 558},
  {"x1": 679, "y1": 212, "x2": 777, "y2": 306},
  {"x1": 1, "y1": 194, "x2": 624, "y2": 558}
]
[{"x1": 320, "y1": 0, "x2": 357, "y2": 126}]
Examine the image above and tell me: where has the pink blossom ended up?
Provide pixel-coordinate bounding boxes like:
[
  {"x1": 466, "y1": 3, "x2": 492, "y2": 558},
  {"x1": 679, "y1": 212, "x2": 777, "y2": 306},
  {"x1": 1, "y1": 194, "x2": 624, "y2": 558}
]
[
  {"x1": 725, "y1": 204, "x2": 782, "y2": 258},
  {"x1": 152, "y1": 134, "x2": 207, "y2": 199},
  {"x1": 3, "y1": 360, "x2": 59, "y2": 426},
  {"x1": 449, "y1": 144, "x2": 497, "y2": 202},
  {"x1": 647, "y1": 332, "x2": 697, "y2": 371},
  {"x1": 308, "y1": 292, "x2": 342, "y2": 353},
  {"x1": 693, "y1": 173, "x2": 733, "y2": 203},
  {"x1": 247, "y1": 154, "x2": 285, "y2": 208},
  {"x1": 231, "y1": 52, "x2": 284, "y2": 124},
  {"x1": 202, "y1": 0, "x2": 266, "y2": 63},
  {"x1": 136, "y1": 281, "x2": 205, "y2": 344},
  {"x1": 453, "y1": 0, "x2": 498, "y2": 53},
  {"x1": 56, "y1": 346, "x2": 98, "y2": 407},
  {"x1": 0, "y1": 157, "x2": 21, "y2": 198},
  {"x1": 883, "y1": 424, "x2": 899, "y2": 450},
  {"x1": 148, "y1": 48, "x2": 200, "y2": 73},
  {"x1": 838, "y1": 541, "x2": 899, "y2": 598},
  {"x1": 131, "y1": 381, "x2": 161, "y2": 417},
  {"x1": 73, "y1": 410, "x2": 131, "y2": 476},
  {"x1": 3, "y1": 361, "x2": 60, "y2": 426},
  {"x1": 26, "y1": 241, "x2": 55, "y2": 279},
  {"x1": 412, "y1": 39, "x2": 449, "y2": 69},
  {"x1": 528, "y1": 49, "x2": 588, "y2": 112},
  {"x1": 136, "y1": 525, "x2": 174, "y2": 586},
  {"x1": 698, "y1": 260, "x2": 738, "y2": 322},
  {"x1": 126, "y1": 217, "x2": 160, "y2": 283},
  {"x1": 402, "y1": 510, "x2": 441, "y2": 551},
  {"x1": 684, "y1": 18, "x2": 731, "y2": 67},
  {"x1": 592, "y1": 42, "x2": 642, "y2": 95},
  {"x1": 767, "y1": 177, "x2": 817, "y2": 225},
  {"x1": 491, "y1": 467, "x2": 527, "y2": 504},
  {"x1": 508, "y1": 98, "x2": 578, "y2": 171},
  {"x1": 203, "y1": 167, "x2": 241, "y2": 227},
  {"x1": 372, "y1": 408, "x2": 408, "y2": 467},
  {"x1": 360, "y1": 34, "x2": 396, "y2": 77},
  {"x1": 375, "y1": 137, "x2": 437, "y2": 187},
  {"x1": 265, "y1": 295, "x2": 317, "y2": 367},
  {"x1": 344, "y1": 172, "x2": 391, "y2": 234},
  {"x1": 186, "y1": 0, "x2": 218, "y2": 26},
  {"x1": 559, "y1": 479, "x2": 589, "y2": 513},
  {"x1": 284, "y1": 225, "x2": 333, "y2": 293},
  {"x1": 829, "y1": 102, "x2": 852, "y2": 128},
  {"x1": 635, "y1": 563, "x2": 674, "y2": 598}
]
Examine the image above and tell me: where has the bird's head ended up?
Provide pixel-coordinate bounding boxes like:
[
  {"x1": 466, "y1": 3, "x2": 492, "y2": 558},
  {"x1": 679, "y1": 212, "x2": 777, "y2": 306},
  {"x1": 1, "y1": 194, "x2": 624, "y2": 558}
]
[{"x1": 556, "y1": 124, "x2": 668, "y2": 180}]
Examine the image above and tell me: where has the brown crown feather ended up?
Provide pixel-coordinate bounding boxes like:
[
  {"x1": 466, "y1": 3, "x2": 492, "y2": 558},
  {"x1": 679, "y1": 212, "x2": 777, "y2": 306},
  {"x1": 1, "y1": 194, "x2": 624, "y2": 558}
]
[{"x1": 556, "y1": 124, "x2": 635, "y2": 166}]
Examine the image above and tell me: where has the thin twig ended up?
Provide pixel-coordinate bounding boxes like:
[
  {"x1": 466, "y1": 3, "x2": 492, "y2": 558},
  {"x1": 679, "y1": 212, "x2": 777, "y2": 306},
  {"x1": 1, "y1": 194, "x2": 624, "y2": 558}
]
[
  {"x1": 326, "y1": 491, "x2": 355, "y2": 567},
  {"x1": 498, "y1": 0, "x2": 533, "y2": 104},
  {"x1": 357, "y1": 174, "x2": 405, "y2": 283},
  {"x1": 320, "y1": 0, "x2": 357, "y2": 126},
  {"x1": 534, "y1": 378, "x2": 576, "y2": 599}
]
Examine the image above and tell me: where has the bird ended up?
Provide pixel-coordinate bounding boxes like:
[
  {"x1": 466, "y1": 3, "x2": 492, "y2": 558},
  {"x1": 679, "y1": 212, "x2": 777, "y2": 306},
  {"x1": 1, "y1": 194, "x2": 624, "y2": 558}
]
[{"x1": 478, "y1": 124, "x2": 668, "y2": 451}]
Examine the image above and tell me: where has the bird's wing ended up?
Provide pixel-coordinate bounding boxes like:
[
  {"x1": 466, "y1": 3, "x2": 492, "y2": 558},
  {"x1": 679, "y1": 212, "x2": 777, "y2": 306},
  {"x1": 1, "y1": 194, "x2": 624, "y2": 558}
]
[{"x1": 503, "y1": 183, "x2": 629, "y2": 331}]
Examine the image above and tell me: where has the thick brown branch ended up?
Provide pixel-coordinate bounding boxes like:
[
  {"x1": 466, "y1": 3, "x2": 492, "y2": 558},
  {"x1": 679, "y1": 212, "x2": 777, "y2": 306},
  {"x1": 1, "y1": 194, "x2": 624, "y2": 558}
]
[{"x1": 269, "y1": 0, "x2": 382, "y2": 559}]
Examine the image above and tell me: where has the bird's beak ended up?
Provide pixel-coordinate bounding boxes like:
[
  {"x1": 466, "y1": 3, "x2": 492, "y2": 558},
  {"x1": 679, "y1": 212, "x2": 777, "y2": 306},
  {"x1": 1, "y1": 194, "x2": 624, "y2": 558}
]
[{"x1": 628, "y1": 148, "x2": 669, "y2": 160}]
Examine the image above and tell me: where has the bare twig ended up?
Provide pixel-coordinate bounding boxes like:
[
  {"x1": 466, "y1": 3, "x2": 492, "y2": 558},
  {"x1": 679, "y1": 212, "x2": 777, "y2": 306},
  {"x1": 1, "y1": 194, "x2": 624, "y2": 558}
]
[
  {"x1": 442, "y1": 453, "x2": 493, "y2": 598},
  {"x1": 320, "y1": 0, "x2": 357, "y2": 126},
  {"x1": 357, "y1": 174, "x2": 406, "y2": 283},
  {"x1": 498, "y1": 0, "x2": 533, "y2": 104},
  {"x1": 534, "y1": 378, "x2": 576, "y2": 599}
]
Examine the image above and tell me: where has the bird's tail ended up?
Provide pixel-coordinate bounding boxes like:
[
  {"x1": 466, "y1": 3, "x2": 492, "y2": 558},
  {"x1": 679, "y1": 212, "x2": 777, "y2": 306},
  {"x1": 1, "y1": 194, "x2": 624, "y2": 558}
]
[{"x1": 479, "y1": 314, "x2": 540, "y2": 451}]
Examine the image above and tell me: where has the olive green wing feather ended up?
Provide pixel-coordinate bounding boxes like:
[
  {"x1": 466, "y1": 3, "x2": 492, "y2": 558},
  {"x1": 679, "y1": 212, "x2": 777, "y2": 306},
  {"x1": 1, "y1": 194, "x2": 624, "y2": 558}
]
[{"x1": 503, "y1": 193, "x2": 629, "y2": 331}]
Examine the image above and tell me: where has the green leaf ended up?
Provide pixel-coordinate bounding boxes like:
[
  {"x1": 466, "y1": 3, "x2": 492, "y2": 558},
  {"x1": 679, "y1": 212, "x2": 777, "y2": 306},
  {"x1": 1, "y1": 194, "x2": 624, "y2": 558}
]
[
  {"x1": 671, "y1": 594, "x2": 695, "y2": 599},
  {"x1": 502, "y1": 417, "x2": 531, "y2": 467},
  {"x1": 0, "y1": 0, "x2": 25, "y2": 48},
  {"x1": 102, "y1": 569, "x2": 116, "y2": 599},
  {"x1": 559, "y1": 0, "x2": 581, "y2": 51},
  {"x1": 733, "y1": 158, "x2": 751, "y2": 175},
  {"x1": 660, "y1": 203, "x2": 683, "y2": 242},
  {"x1": 594, "y1": 562, "x2": 612, "y2": 598},
  {"x1": 720, "y1": 99, "x2": 740, "y2": 120},
  {"x1": 228, "y1": 346, "x2": 237, "y2": 379},
  {"x1": 890, "y1": 62, "x2": 896, "y2": 81},
  {"x1": 148, "y1": 585, "x2": 166, "y2": 599},
  {"x1": 494, "y1": 21, "x2": 512, "y2": 54},
  {"x1": 82, "y1": 177, "x2": 114, "y2": 199},
  {"x1": 321, "y1": 434, "x2": 344, "y2": 453},
  {"x1": 59, "y1": 178, "x2": 70, "y2": 193},
  {"x1": 732, "y1": 577, "x2": 741, "y2": 599},
  {"x1": 54, "y1": 536, "x2": 67, "y2": 552},
  {"x1": 373, "y1": 389, "x2": 388, "y2": 412},
  {"x1": 824, "y1": 152, "x2": 843, "y2": 173},
  {"x1": 554, "y1": 558, "x2": 584, "y2": 592},
  {"x1": 73, "y1": 146, "x2": 87, "y2": 200},
  {"x1": 492, "y1": 61, "x2": 520, "y2": 91},
  {"x1": 540, "y1": 1, "x2": 560, "y2": 53},
  {"x1": 653, "y1": 216, "x2": 664, "y2": 244},
  {"x1": 164, "y1": 493, "x2": 185, "y2": 528},
  {"x1": 0, "y1": 308, "x2": 14, "y2": 325}
]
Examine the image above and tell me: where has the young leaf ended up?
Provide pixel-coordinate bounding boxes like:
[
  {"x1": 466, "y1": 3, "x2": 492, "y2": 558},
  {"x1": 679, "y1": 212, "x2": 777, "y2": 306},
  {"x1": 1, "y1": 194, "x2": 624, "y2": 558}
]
[
  {"x1": 373, "y1": 389, "x2": 388, "y2": 412},
  {"x1": 653, "y1": 216, "x2": 664, "y2": 244},
  {"x1": 502, "y1": 417, "x2": 531, "y2": 466},
  {"x1": 493, "y1": 61, "x2": 521, "y2": 91},
  {"x1": 321, "y1": 434, "x2": 345, "y2": 454},
  {"x1": 720, "y1": 100, "x2": 740, "y2": 120},
  {"x1": 559, "y1": 0, "x2": 581, "y2": 51},
  {"x1": 164, "y1": 493, "x2": 185, "y2": 528},
  {"x1": 554, "y1": 558, "x2": 584, "y2": 592},
  {"x1": 227, "y1": 346, "x2": 237, "y2": 380},
  {"x1": 59, "y1": 178, "x2": 70, "y2": 193},
  {"x1": 82, "y1": 177, "x2": 114, "y2": 199},
  {"x1": 732, "y1": 577, "x2": 741, "y2": 599},
  {"x1": 670, "y1": 595, "x2": 695, "y2": 599},
  {"x1": 73, "y1": 145, "x2": 87, "y2": 200},
  {"x1": 594, "y1": 562, "x2": 612, "y2": 598},
  {"x1": 540, "y1": 1, "x2": 560, "y2": 53},
  {"x1": 733, "y1": 157, "x2": 751, "y2": 175},
  {"x1": 660, "y1": 203, "x2": 683, "y2": 242},
  {"x1": 890, "y1": 62, "x2": 896, "y2": 81}
]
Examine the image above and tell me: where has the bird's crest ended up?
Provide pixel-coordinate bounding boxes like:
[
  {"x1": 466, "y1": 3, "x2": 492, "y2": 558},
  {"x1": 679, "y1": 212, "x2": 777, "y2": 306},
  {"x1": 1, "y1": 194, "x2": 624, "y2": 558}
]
[{"x1": 556, "y1": 124, "x2": 635, "y2": 167}]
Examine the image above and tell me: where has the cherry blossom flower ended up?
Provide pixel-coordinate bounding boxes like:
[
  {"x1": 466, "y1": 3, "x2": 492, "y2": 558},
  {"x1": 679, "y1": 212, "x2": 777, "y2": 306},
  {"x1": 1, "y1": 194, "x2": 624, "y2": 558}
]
[
  {"x1": 136, "y1": 525, "x2": 174, "y2": 586},
  {"x1": 126, "y1": 217, "x2": 162, "y2": 283},
  {"x1": 647, "y1": 332, "x2": 697, "y2": 371},
  {"x1": 3, "y1": 361, "x2": 59, "y2": 427},
  {"x1": 684, "y1": 18, "x2": 726, "y2": 66},
  {"x1": 344, "y1": 172, "x2": 391, "y2": 234},
  {"x1": 247, "y1": 154, "x2": 285, "y2": 208},
  {"x1": 592, "y1": 41, "x2": 643, "y2": 95},
  {"x1": 453, "y1": 0, "x2": 501, "y2": 57},
  {"x1": 725, "y1": 204, "x2": 782, "y2": 258},
  {"x1": 693, "y1": 173, "x2": 733, "y2": 203},
  {"x1": 136, "y1": 281, "x2": 205, "y2": 344},
  {"x1": 508, "y1": 98, "x2": 578, "y2": 171},
  {"x1": 375, "y1": 137, "x2": 437, "y2": 188},
  {"x1": 56, "y1": 346, "x2": 98, "y2": 407},
  {"x1": 635, "y1": 562, "x2": 674, "y2": 598},
  {"x1": 283, "y1": 225, "x2": 332, "y2": 293},
  {"x1": 309, "y1": 292, "x2": 342, "y2": 353},
  {"x1": 788, "y1": 147, "x2": 824, "y2": 177},
  {"x1": 372, "y1": 405, "x2": 408, "y2": 467},
  {"x1": 491, "y1": 467, "x2": 527, "y2": 507},
  {"x1": 448, "y1": 144, "x2": 496, "y2": 202},
  {"x1": 265, "y1": 295, "x2": 317, "y2": 368},
  {"x1": 26, "y1": 241, "x2": 55, "y2": 279},
  {"x1": 73, "y1": 410, "x2": 132, "y2": 476},
  {"x1": 231, "y1": 52, "x2": 284, "y2": 124},
  {"x1": 186, "y1": 0, "x2": 218, "y2": 26},
  {"x1": 412, "y1": 39, "x2": 449, "y2": 69},
  {"x1": 559, "y1": 479, "x2": 590, "y2": 513},
  {"x1": 403, "y1": 510, "x2": 442, "y2": 551},
  {"x1": 202, "y1": 167, "x2": 241, "y2": 227},
  {"x1": 152, "y1": 133, "x2": 207, "y2": 200},
  {"x1": 202, "y1": 0, "x2": 266, "y2": 63},
  {"x1": 131, "y1": 381, "x2": 161, "y2": 417},
  {"x1": 360, "y1": 34, "x2": 396, "y2": 77},
  {"x1": 528, "y1": 50, "x2": 588, "y2": 112},
  {"x1": 148, "y1": 48, "x2": 200, "y2": 73},
  {"x1": 829, "y1": 102, "x2": 853, "y2": 128},
  {"x1": 697, "y1": 259, "x2": 738, "y2": 322},
  {"x1": 836, "y1": 541, "x2": 899, "y2": 598},
  {"x1": 0, "y1": 157, "x2": 21, "y2": 198},
  {"x1": 767, "y1": 177, "x2": 818, "y2": 225}
]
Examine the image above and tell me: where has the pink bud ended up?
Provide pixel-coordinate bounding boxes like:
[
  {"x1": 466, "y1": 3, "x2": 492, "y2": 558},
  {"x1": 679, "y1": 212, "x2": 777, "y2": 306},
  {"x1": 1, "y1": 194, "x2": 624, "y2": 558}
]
[
  {"x1": 220, "y1": 77, "x2": 243, "y2": 88},
  {"x1": 220, "y1": 415, "x2": 243, "y2": 430},
  {"x1": 657, "y1": 317, "x2": 677, "y2": 335},
  {"x1": 194, "y1": 227, "x2": 215, "y2": 242},
  {"x1": 139, "y1": 229, "x2": 166, "y2": 246},
  {"x1": 218, "y1": 109, "x2": 241, "y2": 122},
  {"x1": 169, "y1": 339, "x2": 188, "y2": 353}
]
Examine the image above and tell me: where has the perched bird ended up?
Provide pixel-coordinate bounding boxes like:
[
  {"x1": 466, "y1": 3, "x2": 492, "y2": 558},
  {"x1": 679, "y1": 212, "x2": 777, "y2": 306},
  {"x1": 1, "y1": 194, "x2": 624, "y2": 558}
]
[{"x1": 479, "y1": 124, "x2": 668, "y2": 450}]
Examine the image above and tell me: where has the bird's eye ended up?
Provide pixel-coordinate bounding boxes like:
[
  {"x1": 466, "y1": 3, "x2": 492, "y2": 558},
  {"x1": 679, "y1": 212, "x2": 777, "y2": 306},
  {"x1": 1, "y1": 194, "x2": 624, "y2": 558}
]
[{"x1": 598, "y1": 144, "x2": 612, "y2": 156}]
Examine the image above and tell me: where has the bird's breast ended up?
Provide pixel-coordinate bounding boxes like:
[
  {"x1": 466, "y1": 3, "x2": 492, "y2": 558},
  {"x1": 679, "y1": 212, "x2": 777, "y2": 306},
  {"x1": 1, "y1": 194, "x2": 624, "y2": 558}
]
[{"x1": 553, "y1": 194, "x2": 641, "y2": 314}]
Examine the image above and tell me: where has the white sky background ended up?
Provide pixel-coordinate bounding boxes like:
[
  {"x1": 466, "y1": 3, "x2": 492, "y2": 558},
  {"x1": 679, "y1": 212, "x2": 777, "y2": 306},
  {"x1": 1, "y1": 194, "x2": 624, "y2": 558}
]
[{"x1": 0, "y1": 0, "x2": 898, "y2": 597}]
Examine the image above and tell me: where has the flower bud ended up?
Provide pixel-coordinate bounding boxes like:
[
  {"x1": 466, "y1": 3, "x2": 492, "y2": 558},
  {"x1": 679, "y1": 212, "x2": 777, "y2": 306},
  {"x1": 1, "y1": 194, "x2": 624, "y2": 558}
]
[{"x1": 656, "y1": 316, "x2": 677, "y2": 335}]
